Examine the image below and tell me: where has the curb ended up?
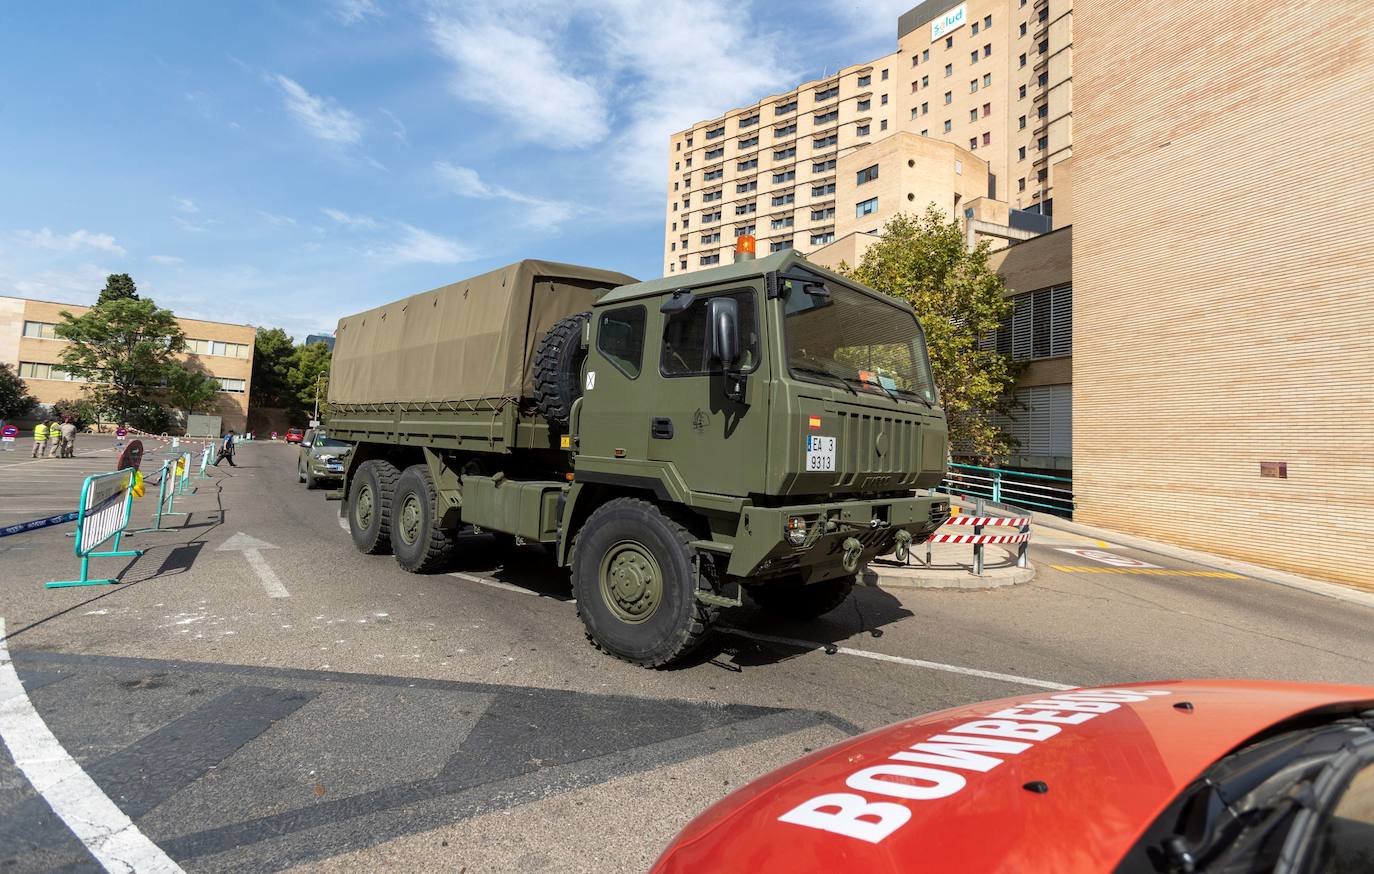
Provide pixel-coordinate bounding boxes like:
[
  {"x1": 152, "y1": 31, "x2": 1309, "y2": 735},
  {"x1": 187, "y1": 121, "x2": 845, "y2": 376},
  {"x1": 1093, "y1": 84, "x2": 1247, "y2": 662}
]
[
  {"x1": 1024, "y1": 509, "x2": 1374, "y2": 611},
  {"x1": 862, "y1": 561, "x2": 1036, "y2": 591}
]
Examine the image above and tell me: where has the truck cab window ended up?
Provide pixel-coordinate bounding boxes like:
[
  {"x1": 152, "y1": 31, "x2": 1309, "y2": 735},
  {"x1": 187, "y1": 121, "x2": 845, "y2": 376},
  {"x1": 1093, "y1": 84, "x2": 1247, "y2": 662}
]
[
  {"x1": 597, "y1": 305, "x2": 647, "y2": 378},
  {"x1": 661, "y1": 289, "x2": 759, "y2": 376}
]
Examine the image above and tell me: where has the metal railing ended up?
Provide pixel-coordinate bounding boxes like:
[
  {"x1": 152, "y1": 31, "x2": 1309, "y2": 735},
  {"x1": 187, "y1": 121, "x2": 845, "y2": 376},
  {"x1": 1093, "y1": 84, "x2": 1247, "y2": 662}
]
[{"x1": 938, "y1": 462, "x2": 1074, "y2": 517}]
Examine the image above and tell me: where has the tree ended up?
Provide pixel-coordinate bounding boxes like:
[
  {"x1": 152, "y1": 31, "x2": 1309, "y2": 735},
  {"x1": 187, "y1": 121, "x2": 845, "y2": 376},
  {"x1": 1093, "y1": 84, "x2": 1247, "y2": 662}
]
[
  {"x1": 164, "y1": 362, "x2": 221, "y2": 415},
  {"x1": 51, "y1": 398, "x2": 99, "y2": 430},
  {"x1": 97, "y1": 273, "x2": 139, "y2": 305},
  {"x1": 287, "y1": 341, "x2": 332, "y2": 416},
  {"x1": 54, "y1": 297, "x2": 186, "y2": 427},
  {"x1": 0, "y1": 363, "x2": 38, "y2": 421},
  {"x1": 841, "y1": 208, "x2": 1019, "y2": 461},
  {"x1": 251, "y1": 326, "x2": 295, "y2": 408}
]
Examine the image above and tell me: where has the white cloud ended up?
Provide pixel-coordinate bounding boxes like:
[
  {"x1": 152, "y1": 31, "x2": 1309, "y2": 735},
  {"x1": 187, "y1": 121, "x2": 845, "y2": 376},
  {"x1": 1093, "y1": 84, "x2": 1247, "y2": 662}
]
[
  {"x1": 174, "y1": 216, "x2": 217, "y2": 233},
  {"x1": 380, "y1": 108, "x2": 409, "y2": 145},
  {"x1": 0, "y1": 263, "x2": 112, "y2": 303},
  {"x1": 273, "y1": 74, "x2": 364, "y2": 144},
  {"x1": 322, "y1": 207, "x2": 382, "y2": 230},
  {"x1": 148, "y1": 254, "x2": 184, "y2": 265},
  {"x1": 377, "y1": 224, "x2": 473, "y2": 264},
  {"x1": 173, "y1": 196, "x2": 199, "y2": 214},
  {"x1": 259, "y1": 211, "x2": 298, "y2": 227},
  {"x1": 15, "y1": 228, "x2": 126, "y2": 257},
  {"x1": 332, "y1": 0, "x2": 382, "y2": 24},
  {"x1": 427, "y1": 9, "x2": 608, "y2": 148},
  {"x1": 435, "y1": 161, "x2": 575, "y2": 231}
]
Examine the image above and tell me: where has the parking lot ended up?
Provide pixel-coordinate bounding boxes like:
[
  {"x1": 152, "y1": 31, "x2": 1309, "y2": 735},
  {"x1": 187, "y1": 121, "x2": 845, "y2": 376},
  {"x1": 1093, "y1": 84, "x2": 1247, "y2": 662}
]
[{"x1": 2, "y1": 440, "x2": 1372, "y2": 872}]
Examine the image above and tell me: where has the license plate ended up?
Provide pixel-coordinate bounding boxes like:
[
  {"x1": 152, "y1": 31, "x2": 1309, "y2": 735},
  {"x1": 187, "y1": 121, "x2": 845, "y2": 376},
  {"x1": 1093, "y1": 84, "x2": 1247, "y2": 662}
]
[
  {"x1": 805, "y1": 436, "x2": 836, "y2": 472},
  {"x1": 326, "y1": 463, "x2": 343, "y2": 472}
]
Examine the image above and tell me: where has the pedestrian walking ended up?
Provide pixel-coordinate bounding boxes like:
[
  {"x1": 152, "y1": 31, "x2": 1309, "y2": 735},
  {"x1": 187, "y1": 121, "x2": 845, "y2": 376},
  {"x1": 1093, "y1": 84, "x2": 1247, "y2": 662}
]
[
  {"x1": 32, "y1": 420, "x2": 49, "y2": 457},
  {"x1": 46, "y1": 420, "x2": 60, "y2": 458},
  {"x1": 58, "y1": 418, "x2": 77, "y2": 458},
  {"x1": 213, "y1": 429, "x2": 237, "y2": 467}
]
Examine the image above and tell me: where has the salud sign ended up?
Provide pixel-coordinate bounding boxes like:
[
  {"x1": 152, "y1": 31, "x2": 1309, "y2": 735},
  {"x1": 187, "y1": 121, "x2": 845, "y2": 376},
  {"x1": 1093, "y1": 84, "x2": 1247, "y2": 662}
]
[{"x1": 931, "y1": 2, "x2": 967, "y2": 40}]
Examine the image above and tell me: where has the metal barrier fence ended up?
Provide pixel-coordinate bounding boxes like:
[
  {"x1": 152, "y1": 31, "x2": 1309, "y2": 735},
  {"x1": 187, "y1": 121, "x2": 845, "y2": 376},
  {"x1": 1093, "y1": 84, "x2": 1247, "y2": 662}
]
[
  {"x1": 45, "y1": 468, "x2": 142, "y2": 588},
  {"x1": 939, "y1": 462, "x2": 1074, "y2": 517}
]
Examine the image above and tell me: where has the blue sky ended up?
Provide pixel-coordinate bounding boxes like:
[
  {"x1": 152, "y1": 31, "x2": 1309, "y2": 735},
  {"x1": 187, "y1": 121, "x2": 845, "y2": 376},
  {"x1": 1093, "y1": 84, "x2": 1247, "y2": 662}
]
[{"x1": 0, "y1": 0, "x2": 912, "y2": 340}]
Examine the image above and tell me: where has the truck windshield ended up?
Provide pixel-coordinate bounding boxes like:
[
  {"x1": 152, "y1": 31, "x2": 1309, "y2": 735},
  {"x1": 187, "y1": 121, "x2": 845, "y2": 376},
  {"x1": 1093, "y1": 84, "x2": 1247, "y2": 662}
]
[{"x1": 782, "y1": 275, "x2": 938, "y2": 404}]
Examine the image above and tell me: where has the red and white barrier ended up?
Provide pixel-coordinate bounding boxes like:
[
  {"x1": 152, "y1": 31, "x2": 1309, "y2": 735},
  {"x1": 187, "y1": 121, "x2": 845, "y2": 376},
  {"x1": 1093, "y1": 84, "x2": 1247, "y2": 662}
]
[
  {"x1": 929, "y1": 532, "x2": 1030, "y2": 545},
  {"x1": 945, "y1": 515, "x2": 1030, "y2": 528}
]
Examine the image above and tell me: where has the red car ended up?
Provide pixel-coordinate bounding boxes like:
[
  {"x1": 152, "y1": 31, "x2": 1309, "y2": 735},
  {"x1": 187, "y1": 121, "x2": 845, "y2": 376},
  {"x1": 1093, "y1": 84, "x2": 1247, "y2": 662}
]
[
  {"x1": 284, "y1": 428, "x2": 305, "y2": 444},
  {"x1": 654, "y1": 680, "x2": 1374, "y2": 873}
]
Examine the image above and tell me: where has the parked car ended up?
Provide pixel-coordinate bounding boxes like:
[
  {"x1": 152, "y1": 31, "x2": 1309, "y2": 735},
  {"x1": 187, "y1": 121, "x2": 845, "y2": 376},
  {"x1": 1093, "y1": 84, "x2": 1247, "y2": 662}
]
[
  {"x1": 297, "y1": 429, "x2": 351, "y2": 489},
  {"x1": 653, "y1": 679, "x2": 1374, "y2": 873},
  {"x1": 284, "y1": 427, "x2": 305, "y2": 444}
]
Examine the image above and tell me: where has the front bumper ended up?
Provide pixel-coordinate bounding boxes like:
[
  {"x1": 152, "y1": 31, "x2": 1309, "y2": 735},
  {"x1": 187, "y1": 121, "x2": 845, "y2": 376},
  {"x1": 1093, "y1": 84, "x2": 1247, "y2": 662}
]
[
  {"x1": 726, "y1": 494, "x2": 949, "y2": 582},
  {"x1": 309, "y1": 459, "x2": 346, "y2": 479}
]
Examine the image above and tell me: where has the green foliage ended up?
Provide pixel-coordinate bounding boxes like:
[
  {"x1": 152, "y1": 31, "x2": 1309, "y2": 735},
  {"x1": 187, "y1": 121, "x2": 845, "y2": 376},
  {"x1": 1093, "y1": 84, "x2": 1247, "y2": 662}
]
[
  {"x1": 51, "y1": 398, "x2": 99, "y2": 430},
  {"x1": 164, "y1": 362, "x2": 221, "y2": 414},
  {"x1": 288, "y1": 341, "x2": 332, "y2": 413},
  {"x1": 97, "y1": 273, "x2": 139, "y2": 305},
  {"x1": 251, "y1": 326, "x2": 296, "y2": 408},
  {"x1": 54, "y1": 297, "x2": 186, "y2": 426},
  {"x1": 0, "y1": 363, "x2": 38, "y2": 421},
  {"x1": 841, "y1": 208, "x2": 1019, "y2": 461}
]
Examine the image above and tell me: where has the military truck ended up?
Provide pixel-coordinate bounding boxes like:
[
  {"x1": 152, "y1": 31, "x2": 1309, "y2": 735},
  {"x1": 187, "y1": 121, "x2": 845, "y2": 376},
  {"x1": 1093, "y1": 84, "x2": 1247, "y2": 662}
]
[{"x1": 327, "y1": 240, "x2": 950, "y2": 667}]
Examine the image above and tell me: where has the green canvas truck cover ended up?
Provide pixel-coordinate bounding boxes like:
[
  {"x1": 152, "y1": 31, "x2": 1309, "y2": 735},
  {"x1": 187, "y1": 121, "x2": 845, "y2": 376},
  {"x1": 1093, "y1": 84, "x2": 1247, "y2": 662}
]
[{"x1": 329, "y1": 260, "x2": 636, "y2": 407}]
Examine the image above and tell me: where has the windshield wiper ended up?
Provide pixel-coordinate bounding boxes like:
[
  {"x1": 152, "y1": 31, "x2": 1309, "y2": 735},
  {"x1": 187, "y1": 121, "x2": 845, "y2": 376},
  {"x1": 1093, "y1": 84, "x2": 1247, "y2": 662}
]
[{"x1": 790, "y1": 365, "x2": 856, "y2": 394}]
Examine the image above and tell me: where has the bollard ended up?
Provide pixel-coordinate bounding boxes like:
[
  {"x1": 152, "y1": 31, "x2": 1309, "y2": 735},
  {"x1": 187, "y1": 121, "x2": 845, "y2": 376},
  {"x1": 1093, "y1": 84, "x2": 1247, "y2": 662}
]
[
  {"x1": 45, "y1": 469, "x2": 143, "y2": 588},
  {"x1": 1017, "y1": 517, "x2": 1030, "y2": 569},
  {"x1": 973, "y1": 498, "x2": 985, "y2": 576}
]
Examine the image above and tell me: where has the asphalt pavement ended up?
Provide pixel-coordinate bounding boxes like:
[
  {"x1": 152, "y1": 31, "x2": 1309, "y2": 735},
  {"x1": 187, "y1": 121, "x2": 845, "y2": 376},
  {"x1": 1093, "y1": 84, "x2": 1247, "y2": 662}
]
[{"x1": 1, "y1": 440, "x2": 1372, "y2": 872}]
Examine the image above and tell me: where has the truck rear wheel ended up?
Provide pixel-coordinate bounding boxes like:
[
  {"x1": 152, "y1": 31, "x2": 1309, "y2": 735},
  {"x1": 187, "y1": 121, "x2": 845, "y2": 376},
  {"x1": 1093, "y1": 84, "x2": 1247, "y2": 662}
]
[
  {"x1": 533, "y1": 311, "x2": 590, "y2": 428},
  {"x1": 390, "y1": 464, "x2": 455, "y2": 573},
  {"x1": 349, "y1": 459, "x2": 399, "y2": 555},
  {"x1": 749, "y1": 575, "x2": 855, "y2": 620},
  {"x1": 572, "y1": 498, "x2": 716, "y2": 668}
]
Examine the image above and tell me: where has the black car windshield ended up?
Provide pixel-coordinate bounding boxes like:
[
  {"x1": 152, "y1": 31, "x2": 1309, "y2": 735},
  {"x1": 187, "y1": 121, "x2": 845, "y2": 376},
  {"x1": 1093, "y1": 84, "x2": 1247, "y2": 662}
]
[
  {"x1": 314, "y1": 437, "x2": 349, "y2": 449},
  {"x1": 782, "y1": 273, "x2": 938, "y2": 404}
]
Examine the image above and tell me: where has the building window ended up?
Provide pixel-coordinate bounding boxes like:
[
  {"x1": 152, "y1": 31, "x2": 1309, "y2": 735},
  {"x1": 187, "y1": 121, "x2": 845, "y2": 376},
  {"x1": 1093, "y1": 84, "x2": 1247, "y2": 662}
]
[
  {"x1": 1018, "y1": 146, "x2": 1026, "y2": 160},
  {"x1": 970, "y1": 79, "x2": 979, "y2": 93},
  {"x1": 815, "y1": 85, "x2": 839, "y2": 101},
  {"x1": 984, "y1": 14, "x2": 992, "y2": 27},
  {"x1": 969, "y1": 137, "x2": 978, "y2": 150},
  {"x1": 855, "y1": 197, "x2": 878, "y2": 218},
  {"x1": 943, "y1": 119, "x2": 952, "y2": 132},
  {"x1": 1037, "y1": 168, "x2": 1048, "y2": 182},
  {"x1": 858, "y1": 98, "x2": 871, "y2": 111},
  {"x1": 736, "y1": 180, "x2": 757, "y2": 193},
  {"x1": 944, "y1": 91, "x2": 953, "y2": 104},
  {"x1": 814, "y1": 110, "x2": 838, "y2": 124},
  {"x1": 813, "y1": 134, "x2": 838, "y2": 149},
  {"x1": 771, "y1": 192, "x2": 795, "y2": 206},
  {"x1": 701, "y1": 232, "x2": 720, "y2": 244},
  {"x1": 770, "y1": 239, "x2": 793, "y2": 253},
  {"x1": 810, "y1": 231, "x2": 835, "y2": 246},
  {"x1": 880, "y1": 119, "x2": 887, "y2": 130},
  {"x1": 984, "y1": 43, "x2": 992, "y2": 57},
  {"x1": 881, "y1": 68, "x2": 888, "y2": 80},
  {"x1": 704, "y1": 168, "x2": 723, "y2": 181},
  {"x1": 983, "y1": 102, "x2": 991, "y2": 117},
  {"x1": 856, "y1": 164, "x2": 879, "y2": 185},
  {"x1": 735, "y1": 202, "x2": 757, "y2": 215},
  {"x1": 1018, "y1": 177, "x2": 1026, "y2": 191},
  {"x1": 773, "y1": 169, "x2": 796, "y2": 183},
  {"x1": 921, "y1": 129, "x2": 929, "y2": 136},
  {"x1": 736, "y1": 224, "x2": 755, "y2": 236},
  {"x1": 675, "y1": 142, "x2": 681, "y2": 152},
  {"x1": 775, "y1": 123, "x2": 797, "y2": 138},
  {"x1": 670, "y1": 242, "x2": 675, "y2": 251},
  {"x1": 685, "y1": 157, "x2": 692, "y2": 167},
  {"x1": 701, "y1": 254, "x2": 720, "y2": 266},
  {"x1": 22, "y1": 321, "x2": 60, "y2": 340},
  {"x1": 1038, "y1": 104, "x2": 1049, "y2": 118},
  {"x1": 774, "y1": 147, "x2": 796, "y2": 160},
  {"x1": 217, "y1": 378, "x2": 246, "y2": 393},
  {"x1": 775, "y1": 100, "x2": 796, "y2": 115},
  {"x1": 706, "y1": 147, "x2": 724, "y2": 159},
  {"x1": 706, "y1": 126, "x2": 725, "y2": 139},
  {"x1": 922, "y1": 48, "x2": 929, "y2": 61},
  {"x1": 969, "y1": 108, "x2": 978, "y2": 122},
  {"x1": 1019, "y1": 115, "x2": 1027, "y2": 129},
  {"x1": 1038, "y1": 135, "x2": 1049, "y2": 150},
  {"x1": 880, "y1": 94, "x2": 888, "y2": 105},
  {"x1": 18, "y1": 361, "x2": 77, "y2": 381},
  {"x1": 971, "y1": 21, "x2": 979, "y2": 34},
  {"x1": 858, "y1": 74, "x2": 871, "y2": 86},
  {"x1": 1038, "y1": 39, "x2": 1048, "y2": 54},
  {"x1": 810, "y1": 206, "x2": 835, "y2": 221},
  {"x1": 770, "y1": 216, "x2": 794, "y2": 230},
  {"x1": 686, "y1": 137, "x2": 693, "y2": 146},
  {"x1": 683, "y1": 217, "x2": 690, "y2": 228},
  {"x1": 740, "y1": 114, "x2": 759, "y2": 128},
  {"x1": 983, "y1": 131, "x2": 991, "y2": 146},
  {"x1": 187, "y1": 339, "x2": 251, "y2": 358},
  {"x1": 921, "y1": 101, "x2": 929, "y2": 114},
  {"x1": 984, "y1": 73, "x2": 992, "y2": 87},
  {"x1": 1019, "y1": 84, "x2": 1027, "y2": 99},
  {"x1": 703, "y1": 210, "x2": 721, "y2": 222},
  {"x1": 911, "y1": 108, "x2": 919, "y2": 120},
  {"x1": 944, "y1": 63, "x2": 953, "y2": 77},
  {"x1": 856, "y1": 123, "x2": 870, "y2": 136},
  {"x1": 1039, "y1": 7, "x2": 1049, "y2": 21},
  {"x1": 738, "y1": 158, "x2": 758, "y2": 170},
  {"x1": 679, "y1": 259, "x2": 687, "y2": 270},
  {"x1": 945, "y1": 35, "x2": 954, "y2": 48},
  {"x1": 970, "y1": 50, "x2": 978, "y2": 63},
  {"x1": 812, "y1": 181, "x2": 836, "y2": 197},
  {"x1": 1039, "y1": 71, "x2": 1049, "y2": 86},
  {"x1": 740, "y1": 135, "x2": 758, "y2": 149},
  {"x1": 682, "y1": 195, "x2": 691, "y2": 207},
  {"x1": 1019, "y1": 53, "x2": 1027, "y2": 67},
  {"x1": 813, "y1": 158, "x2": 836, "y2": 173},
  {"x1": 1020, "y1": 22, "x2": 1028, "y2": 36},
  {"x1": 911, "y1": 80, "x2": 919, "y2": 94},
  {"x1": 922, "y1": 75, "x2": 929, "y2": 87}
]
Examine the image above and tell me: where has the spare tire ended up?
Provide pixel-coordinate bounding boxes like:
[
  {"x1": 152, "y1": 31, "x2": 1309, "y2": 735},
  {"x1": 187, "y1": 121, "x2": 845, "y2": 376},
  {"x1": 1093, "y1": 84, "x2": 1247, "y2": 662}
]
[{"x1": 534, "y1": 311, "x2": 590, "y2": 427}]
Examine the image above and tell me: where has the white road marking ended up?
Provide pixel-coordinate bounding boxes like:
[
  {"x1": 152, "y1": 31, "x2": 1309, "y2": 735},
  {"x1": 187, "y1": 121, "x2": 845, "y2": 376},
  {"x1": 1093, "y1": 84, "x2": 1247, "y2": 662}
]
[
  {"x1": 337, "y1": 516, "x2": 348, "y2": 532},
  {"x1": 1055, "y1": 548, "x2": 1160, "y2": 568},
  {"x1": 719, "y1": 628, "x2": 1076, "y2": 690},
  {"x1": 215, "y1": 532, "x2": 289, "y2": 598},
  {"x1": 0, "y1": 617, "x2": 186, "y2": 873},
  {"x1": 448, "y1": 572, "x2": 543, "y2": 596}
]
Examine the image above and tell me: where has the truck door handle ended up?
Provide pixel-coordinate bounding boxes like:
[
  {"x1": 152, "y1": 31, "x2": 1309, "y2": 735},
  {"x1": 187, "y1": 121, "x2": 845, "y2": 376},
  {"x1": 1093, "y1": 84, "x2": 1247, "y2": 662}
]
[{"x1": 651, "y1": 417, "x2": 674, "y2": 440}]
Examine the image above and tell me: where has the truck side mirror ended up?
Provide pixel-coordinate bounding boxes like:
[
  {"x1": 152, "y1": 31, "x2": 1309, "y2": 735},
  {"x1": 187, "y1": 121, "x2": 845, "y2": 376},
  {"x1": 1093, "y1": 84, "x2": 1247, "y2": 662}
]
[{"x1": 707, "y1": 297, "x2": 740, "y2": 367}]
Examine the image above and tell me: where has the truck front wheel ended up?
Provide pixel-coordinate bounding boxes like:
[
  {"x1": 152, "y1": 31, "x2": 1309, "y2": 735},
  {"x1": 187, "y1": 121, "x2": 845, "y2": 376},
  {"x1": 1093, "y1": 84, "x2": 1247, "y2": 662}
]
[
  {"x1": 572, "y1": 498, "x2": 716, "y2": 668},
  {"x1": 390, "y1": 464, "x2": 455, "y2": 573},
  {"x1": 748, "y1": 575, "x2": 855, "y2": 620},
  {"x1": 349, "y1": 459, "x2": 399, "y2": 555}
]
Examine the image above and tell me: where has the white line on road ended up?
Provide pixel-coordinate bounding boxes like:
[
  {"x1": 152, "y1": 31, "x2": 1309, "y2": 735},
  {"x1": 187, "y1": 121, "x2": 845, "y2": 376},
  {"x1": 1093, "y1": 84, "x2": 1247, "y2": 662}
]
[
  {"x1": 719, "y1": 628, "x2": 1076, "y2": 690},
  {"x1": 215, "y1": 532, "x2": 289, "y2": 598},
  {"x1": 448, "y1": 571, "x2": 547, "y2": 596},
  {"x1": 337, "y1": 516, "x2": 348, "y2": 532},
  {"x1": 0, "y1": 617, "x2": 186, "y2": 873}
]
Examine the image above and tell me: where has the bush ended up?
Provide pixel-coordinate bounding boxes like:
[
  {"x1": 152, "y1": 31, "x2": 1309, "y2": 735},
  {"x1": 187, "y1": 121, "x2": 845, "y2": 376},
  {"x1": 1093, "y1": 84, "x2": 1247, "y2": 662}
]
[{"x1": 50, "y1": 398, "x2": 100, "y2": 431}]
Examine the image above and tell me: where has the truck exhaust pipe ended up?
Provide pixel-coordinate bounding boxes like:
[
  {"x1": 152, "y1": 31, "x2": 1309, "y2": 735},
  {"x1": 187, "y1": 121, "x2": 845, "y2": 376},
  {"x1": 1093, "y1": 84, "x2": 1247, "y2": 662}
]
[{"x1": 734, "y1": 234, "x2": 756, "y2": 263}]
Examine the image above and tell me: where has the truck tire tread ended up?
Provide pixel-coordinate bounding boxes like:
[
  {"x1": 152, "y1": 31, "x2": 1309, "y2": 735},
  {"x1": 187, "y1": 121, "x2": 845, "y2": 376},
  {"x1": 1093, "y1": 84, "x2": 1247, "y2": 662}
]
[
  {"x1": 350, "y1": 459, "x2": 399, "y2": 555},
  {"x1": 391, "y1": 464, "x2": 455, "y2": 573},
  {"x1": 533, "y1": 312, "x2": 590, "y2": 427}
]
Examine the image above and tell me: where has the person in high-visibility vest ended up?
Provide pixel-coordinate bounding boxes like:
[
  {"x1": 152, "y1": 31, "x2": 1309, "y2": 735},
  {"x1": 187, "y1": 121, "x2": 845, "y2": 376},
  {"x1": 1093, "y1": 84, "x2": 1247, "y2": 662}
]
[{"x1": 31, "y1": 421, "x2": 49, "y2": 458}]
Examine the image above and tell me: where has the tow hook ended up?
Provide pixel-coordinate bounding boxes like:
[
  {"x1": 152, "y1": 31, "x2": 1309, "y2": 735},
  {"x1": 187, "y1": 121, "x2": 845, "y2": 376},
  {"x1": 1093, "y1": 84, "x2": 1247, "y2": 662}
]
[
  {"x1": 841, "y1": 537, "x2": 864, "y2": 574},
  {"x1": 893, "y1": 529, "x2": 913, "y2": 562}
]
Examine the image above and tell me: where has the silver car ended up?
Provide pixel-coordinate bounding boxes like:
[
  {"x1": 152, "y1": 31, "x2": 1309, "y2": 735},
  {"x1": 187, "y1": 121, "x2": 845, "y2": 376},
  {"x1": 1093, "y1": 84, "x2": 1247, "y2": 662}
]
[{"x1": 297, "y1": 429, "x2": 351, "y2": 489}]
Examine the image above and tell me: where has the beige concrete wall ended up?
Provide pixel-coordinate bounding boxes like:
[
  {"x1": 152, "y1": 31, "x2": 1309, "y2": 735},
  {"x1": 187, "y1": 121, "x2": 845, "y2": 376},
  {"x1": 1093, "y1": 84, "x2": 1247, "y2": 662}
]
[
  {"x1": 1, "y1": 296, "x2": 255, "y2": 431},
  {"x1": 989, "y1": 224, "x2": 1070, "y2": 294},
  {"x1": 1072, "y1": 0, "x2": 1374, "y2": 586}
]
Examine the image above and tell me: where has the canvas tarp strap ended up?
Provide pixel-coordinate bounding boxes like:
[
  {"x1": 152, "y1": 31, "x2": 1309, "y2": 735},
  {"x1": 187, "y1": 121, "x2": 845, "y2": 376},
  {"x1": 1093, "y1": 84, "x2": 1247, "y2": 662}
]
[{"x1": 329, "y1": 260, "x2": 636, "y2": 406}]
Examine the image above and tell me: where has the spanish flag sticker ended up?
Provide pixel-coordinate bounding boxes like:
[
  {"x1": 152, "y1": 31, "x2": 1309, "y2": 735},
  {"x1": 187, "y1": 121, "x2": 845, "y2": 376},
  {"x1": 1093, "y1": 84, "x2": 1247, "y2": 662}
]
[{"x1": 808, "y1": 416, "x2": 822, "y2": 429}]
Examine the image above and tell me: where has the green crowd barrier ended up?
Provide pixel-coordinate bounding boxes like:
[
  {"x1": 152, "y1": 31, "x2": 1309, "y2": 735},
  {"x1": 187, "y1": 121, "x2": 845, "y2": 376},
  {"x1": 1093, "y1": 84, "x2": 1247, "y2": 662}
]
[{"x1": 45, "y1": 468, "x2": 142, "y2": 588}]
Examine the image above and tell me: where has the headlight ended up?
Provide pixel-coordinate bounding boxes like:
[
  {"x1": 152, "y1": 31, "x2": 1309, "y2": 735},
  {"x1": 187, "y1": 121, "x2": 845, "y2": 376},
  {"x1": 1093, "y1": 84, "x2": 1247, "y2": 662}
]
[
  {"x1": 785, "y1": 516, "x2": 808, "y2": 547},
  {"x1": 317, "y1": 454, "x2": 335, "y2": 462}
]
